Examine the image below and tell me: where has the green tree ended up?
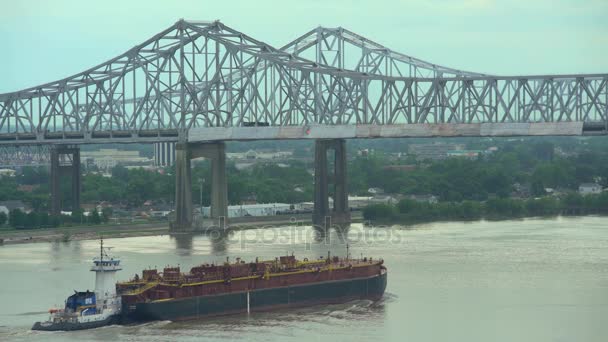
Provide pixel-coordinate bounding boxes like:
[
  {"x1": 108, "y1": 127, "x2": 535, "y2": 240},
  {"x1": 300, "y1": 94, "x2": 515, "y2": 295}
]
[
  {"x1": 19, "y1": 166, "x2": 49, "y2": 185},
  {"x1": 101, "y1": 207, "x2": 113, "y2": 223},
  {"x1": 0, "y1": 212, "x2": 7, "y2": 226},
  {"x1": 111, "y1": 165, "x2": 129, "y2": 181},
  {"x1": 362, "y1": 204, "x2": 395, "y2": 221},
  {"x1": 24, "y1": 212, "x2": 39, "y2": 229},
  {"x1": 531, "y1": 141, "x2": 554, "y2": 161},
  {"x1": 49, "y1": 214, "x2": 61, "y2": 228},
  {"x1": 531, "y1": 179, "x2": 546, "y2": 197},
  {"x1": 461, "y1": 201, "x2": 483, "y2": 219},
  {"x1": 397, "y1": 199, "x2": 420, "y2": 214},
  {"x1": 71, "y1": 209, "x2": 85, "y2": 225},
  {"x1": 525, "y1": 197, "x2": 560, "y2": 216},
  {"x1": 0, "y1": 178, "x2": 22, "y2": 201},
  {"x1": 562, "y1": 193, "x2": 584, "y2": 208},
  {"x1": 9, "y1": 209, "x2": 26, "y2": 229},
  {"x1": 90, "y1": 210, "x2": 101, "y2": 224}
]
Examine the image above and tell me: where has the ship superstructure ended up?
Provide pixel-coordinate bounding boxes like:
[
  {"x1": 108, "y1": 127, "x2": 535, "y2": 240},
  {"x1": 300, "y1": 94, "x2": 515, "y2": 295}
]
[{"x1": 32, "y1": 239, "x2": 123, "y2": 331}]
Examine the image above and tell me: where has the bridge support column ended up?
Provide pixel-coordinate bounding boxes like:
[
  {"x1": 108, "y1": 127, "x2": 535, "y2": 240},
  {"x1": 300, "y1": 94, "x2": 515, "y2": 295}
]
[
  {"x1": 50, "y1": 145, "x2": 81, "y2": 215},
  {"x1": 332, "y1": 139, "x2": 350, "y2": 224},
  {"x1": 313, "y1": 139, "x2": 350, "y2": 228},
  {"x1": 313, "y1": 140, "x2": 329, "y2": 228},
  {"x1": 173, "y1": 143, "x2": 193, "y2": 230},
  {"x1": 172, "y1": 142, "x2": 228, "y2": 231},
  {"x1": 208, "y1": 143, "x2": 228, "y2": 221}
]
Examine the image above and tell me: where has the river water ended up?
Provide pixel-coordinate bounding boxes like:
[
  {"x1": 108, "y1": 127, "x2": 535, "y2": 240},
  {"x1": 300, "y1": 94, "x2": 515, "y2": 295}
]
[{"x1": 0, "y1": 216, "x2": 607, "y2": 341}]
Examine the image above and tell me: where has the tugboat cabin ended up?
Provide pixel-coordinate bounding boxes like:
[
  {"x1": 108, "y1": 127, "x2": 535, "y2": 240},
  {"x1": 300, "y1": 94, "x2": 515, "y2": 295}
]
[{"x1": 65, "y1": 291, "x2": 97, "y2": 315}]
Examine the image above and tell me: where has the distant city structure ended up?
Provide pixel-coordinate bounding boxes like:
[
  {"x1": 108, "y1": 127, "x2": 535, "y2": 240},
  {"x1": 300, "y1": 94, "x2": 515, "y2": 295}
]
[
  {"x1": 408, "y1": 143, "x2": 466, "y2": 160},
  {"x1": 199, "y1": 203, "x2": 296, "y2": 218},
  {"x1": 408, "y1": 143, "x2": 496, "y2": 160},
  {"x1": 82, "y1": 149, "x2": 151, "y2": 170},
  {"x1": 0, "y1": 145, "x2": 50, "y2": 167},
  {"x1": 154, "y1": 142, "x2": 176, "y2": 167},
  {"x1": 407, "y1": 194, "x2": 439, "y2": 204},
  {"x1": 579, "y1": 183, "x2": 603, "y2": 195},
  {"x1": 383, "y1": 165, "x2": 417, "y2": 172},
  {"x1": 446, "y1": 150, "x2": 484, "y2": 159},
  {"x1": 0, "y1": 169, "x2": 16, "y2": 177},
  {"x1": 227, "y1": 150, "x2": 293, "y2": 170},
  {"x1": 0, "y1": 200, "x2": 27, "y2": 214}
]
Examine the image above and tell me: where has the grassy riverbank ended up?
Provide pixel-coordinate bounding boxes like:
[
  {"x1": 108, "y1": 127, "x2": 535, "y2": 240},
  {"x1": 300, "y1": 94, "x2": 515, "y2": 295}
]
[{"x1": 0, "y1": 221, "x2": 170, "y2": 245}]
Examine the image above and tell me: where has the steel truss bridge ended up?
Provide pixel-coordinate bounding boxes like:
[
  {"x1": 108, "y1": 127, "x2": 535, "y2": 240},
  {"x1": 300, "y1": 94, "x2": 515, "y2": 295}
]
[
  {"x1": 0, "y1": 145, "x2": 50, "y2": 167},
  {"x1": 1, "y1": 19, "x2": 606, "y2": 148}
]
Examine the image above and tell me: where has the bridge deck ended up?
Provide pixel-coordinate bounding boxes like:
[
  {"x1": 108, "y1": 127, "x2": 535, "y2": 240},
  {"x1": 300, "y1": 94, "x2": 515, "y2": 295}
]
[{"x1": 188, "y1": 122, "x2": 590, "y2": 142}]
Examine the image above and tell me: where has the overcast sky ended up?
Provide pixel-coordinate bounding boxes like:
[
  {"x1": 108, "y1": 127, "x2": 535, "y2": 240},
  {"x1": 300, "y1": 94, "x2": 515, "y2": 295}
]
[{"x1": 1, "y1": 0, "x2": 606, "y2": 93}]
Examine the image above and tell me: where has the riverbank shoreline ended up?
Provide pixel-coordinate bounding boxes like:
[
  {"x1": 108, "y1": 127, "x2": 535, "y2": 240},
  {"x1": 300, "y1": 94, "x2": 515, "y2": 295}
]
[
  {"x1": 0, "y1": 222, "x2": 170, "y2": 245},
  {"x1": 0, "y1": 213, "x2": 365, "y2": 246},
  {"x1": 365, "y1": 212, "x2": 608, "y2": 227},
  {"x1": 2, "y1": 211, "x2": 604, "y2": 246}
]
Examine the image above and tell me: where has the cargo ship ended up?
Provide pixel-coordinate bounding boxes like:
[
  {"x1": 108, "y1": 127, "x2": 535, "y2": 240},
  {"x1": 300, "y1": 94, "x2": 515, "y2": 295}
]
[
  {"x1": 118, "y1": 252, "x2": 387, "y2": 322},
  {"x1": 32, "y1": 240, "x2": 387, "y2": 329},
  {"x1": 32, "y1": 239, "x2": 122, "y2": 331}
]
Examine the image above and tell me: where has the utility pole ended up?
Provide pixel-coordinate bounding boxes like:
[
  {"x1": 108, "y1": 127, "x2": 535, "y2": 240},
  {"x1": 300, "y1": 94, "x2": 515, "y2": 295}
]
[{"x1": 200, "y1": 178, "x2": 204, "y2": 227}]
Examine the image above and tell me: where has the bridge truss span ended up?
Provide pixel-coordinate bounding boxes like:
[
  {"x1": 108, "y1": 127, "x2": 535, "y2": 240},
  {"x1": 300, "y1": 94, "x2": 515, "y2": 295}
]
[
  {"x1": 281, "y1": 26, "x2": 489, "y2": 78},
  {"x1": 0, "y1": 19, "x2": 606, "y2": 146}
]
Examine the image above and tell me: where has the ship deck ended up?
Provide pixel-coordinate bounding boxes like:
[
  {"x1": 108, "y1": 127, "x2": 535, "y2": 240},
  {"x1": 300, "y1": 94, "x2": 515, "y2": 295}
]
[{"x1": 118, "y1": 255, "x2": 385, "y2": 303}]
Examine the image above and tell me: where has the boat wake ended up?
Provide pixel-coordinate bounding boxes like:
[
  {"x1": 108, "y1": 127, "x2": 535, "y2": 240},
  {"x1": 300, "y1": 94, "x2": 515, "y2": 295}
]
[{"x1": 15, "y1": 311, "x2": 49, "y2": 316}]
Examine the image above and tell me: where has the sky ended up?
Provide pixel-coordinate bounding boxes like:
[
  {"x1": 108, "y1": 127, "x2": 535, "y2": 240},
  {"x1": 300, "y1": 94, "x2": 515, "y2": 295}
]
[{"x1": 0, "y1": 0, "x2": 607, "y2": 93}]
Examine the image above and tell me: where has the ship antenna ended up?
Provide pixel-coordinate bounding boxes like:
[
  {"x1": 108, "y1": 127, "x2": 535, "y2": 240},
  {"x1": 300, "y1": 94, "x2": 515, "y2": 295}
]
[
  {"x1": 346, "y1": 243, "x2": 350, "y2": 260},
  {"x1": 100, "y1": 236, "x2": 104, "y2": 263}
]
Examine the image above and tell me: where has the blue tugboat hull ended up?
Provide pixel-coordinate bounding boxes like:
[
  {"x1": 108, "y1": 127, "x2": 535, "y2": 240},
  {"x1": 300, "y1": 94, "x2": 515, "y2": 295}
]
[{"x1": 31, "y1": 314, "x2": 120, "y2": 331}]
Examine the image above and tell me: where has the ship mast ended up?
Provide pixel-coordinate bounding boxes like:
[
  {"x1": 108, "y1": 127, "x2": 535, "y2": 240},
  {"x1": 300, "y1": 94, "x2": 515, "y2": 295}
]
[{"x1": 92, "y1": 236, "x2": 121, "y2": 305}]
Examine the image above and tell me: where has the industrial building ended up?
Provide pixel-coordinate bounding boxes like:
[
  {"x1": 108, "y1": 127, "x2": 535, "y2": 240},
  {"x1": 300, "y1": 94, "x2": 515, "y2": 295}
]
[{"x1": 81, "y1": 149, "x2": 151, "y2": 170}]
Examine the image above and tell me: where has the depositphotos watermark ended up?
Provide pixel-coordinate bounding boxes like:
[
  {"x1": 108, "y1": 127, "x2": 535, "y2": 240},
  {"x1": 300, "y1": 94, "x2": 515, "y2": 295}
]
[{"x1": 199, "y1": 219, "x2": 404, "y2": 250}]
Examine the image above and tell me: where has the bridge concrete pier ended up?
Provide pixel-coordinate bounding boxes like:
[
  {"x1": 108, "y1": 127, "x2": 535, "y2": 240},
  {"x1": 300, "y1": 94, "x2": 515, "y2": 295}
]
[
  {"x1": 313, "y1": 139, "x2": 350, "y2": 228},
  {"x1": 50, "y1": 145, "x2": 81, "y2": 215},
  {"x1": 173, "y1": 143, "x2": 193, "y2": 230},
  {"x1": 172, "y1": 142, "x2": 228, "y2": 231}
]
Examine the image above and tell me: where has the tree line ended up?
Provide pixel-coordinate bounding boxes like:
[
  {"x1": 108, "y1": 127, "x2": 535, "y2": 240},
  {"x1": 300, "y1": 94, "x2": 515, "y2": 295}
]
[
  {"x1": 4, "y1": 208, "x2": 111, "y2": 230},
  {"x1": 349, "y1": 140, "x2": 608, "y2": 201},
  {"x1": 0, "y1": 137, "x2": 606, "y2": 215},
  {"x1": 363, "y1": 192, "x2": 608, "y2": 224}
]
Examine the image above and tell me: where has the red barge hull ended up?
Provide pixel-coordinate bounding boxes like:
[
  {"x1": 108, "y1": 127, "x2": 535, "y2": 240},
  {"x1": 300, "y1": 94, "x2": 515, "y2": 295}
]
[{"x1": 119, "y1": 255, "x2": 387, "y2": 322}]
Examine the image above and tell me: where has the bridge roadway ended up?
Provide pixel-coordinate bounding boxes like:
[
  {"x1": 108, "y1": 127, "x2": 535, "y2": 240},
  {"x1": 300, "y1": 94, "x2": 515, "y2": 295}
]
[{"x1": 0, "y1": 19, "x2": 606, "y2": 230}]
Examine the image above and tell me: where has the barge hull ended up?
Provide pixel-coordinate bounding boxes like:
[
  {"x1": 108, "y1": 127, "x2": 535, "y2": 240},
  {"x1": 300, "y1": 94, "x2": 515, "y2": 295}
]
[{"x1": 123, "y1": 271, "x2": 387, "y2": 322}]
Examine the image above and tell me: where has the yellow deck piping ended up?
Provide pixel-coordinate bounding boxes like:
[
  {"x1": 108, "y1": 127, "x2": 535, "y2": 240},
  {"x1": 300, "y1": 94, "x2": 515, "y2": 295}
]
[{"x1": 150, "y1": 298, "x2": 173, "y2": 303}]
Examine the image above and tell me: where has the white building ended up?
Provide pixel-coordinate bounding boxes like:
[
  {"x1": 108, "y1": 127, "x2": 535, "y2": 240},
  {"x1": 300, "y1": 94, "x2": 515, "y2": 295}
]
[
  {"x1": 0, "y1": 169, "x2": 16, "y2": 177},
  {"x1": 227, "y1": 150, "x2": 293, "y2": 160},
  {"x1": 82, "y1": 149, "x2": 151, "y2": 170},
  {"x1": 407, "y1": 194, "x2": 439, "y2": 204},
  {"x1": 579, "y1": 183, "x2": 602, "y2": 195},
  {"x1": 301, "y1": 195, "x2": 397, "y2": 210},
  {"x1": 200, "y1": 203, "x2": 297, "y2": 218}
]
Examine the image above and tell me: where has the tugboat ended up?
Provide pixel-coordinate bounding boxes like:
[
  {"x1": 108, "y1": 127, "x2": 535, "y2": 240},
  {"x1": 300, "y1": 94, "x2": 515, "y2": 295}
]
[
  {"x1": 31, "y1": 239, "x2": 388, "y2": 328},
  {"x1": 32, "y1": 238, "x2": 123, "y2": 331}
]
